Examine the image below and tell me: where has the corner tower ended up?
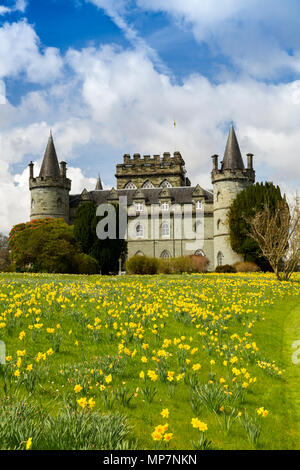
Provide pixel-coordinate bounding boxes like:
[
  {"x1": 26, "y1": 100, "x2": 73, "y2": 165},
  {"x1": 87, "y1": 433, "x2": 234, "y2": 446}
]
[
  {"x1": 211, "y1": 125, "x2": 255, "y2": 269},
  {"x1": 29, "y1": 133, "x2": 71, "y2": 223}
]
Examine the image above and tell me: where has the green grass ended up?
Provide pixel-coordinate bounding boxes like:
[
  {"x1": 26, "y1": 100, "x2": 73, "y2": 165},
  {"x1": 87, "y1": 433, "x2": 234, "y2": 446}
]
[{"x1": 0, "y1": 272, "x2": 299, "y2": 450}]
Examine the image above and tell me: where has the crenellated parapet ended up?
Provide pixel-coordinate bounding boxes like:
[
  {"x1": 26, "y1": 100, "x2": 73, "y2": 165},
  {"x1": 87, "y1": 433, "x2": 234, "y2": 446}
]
[{"x1": 116, "y1": 151, "x2": 189, "y2": 189}]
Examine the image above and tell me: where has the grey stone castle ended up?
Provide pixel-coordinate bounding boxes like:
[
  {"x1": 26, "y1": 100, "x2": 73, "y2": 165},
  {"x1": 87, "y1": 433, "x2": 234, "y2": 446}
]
[{"x1": 29, "y1": 126, "x2": 255, "y2": 270}]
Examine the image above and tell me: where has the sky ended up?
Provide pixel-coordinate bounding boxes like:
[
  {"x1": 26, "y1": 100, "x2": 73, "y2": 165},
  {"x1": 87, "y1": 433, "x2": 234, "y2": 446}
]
[{"x1": 0, "y1": 0, "x2": 300, "y2": 233}]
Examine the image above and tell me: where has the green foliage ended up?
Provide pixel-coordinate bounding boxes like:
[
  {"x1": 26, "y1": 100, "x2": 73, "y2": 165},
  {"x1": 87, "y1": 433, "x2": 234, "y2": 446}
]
[
  {"x1": 74, "y1": 202, "x2": 127, "y2": 274},
  {"x1": 0, "y1": 233, "x2": 10, "y2": 272},
  {"x1": 126, "y1": 255, "x2": 159, "y2": 274},
  {"x1": 8, "y1": 217, "x2": 98, "y2": 274},
  {"x1": 228, "y1": 182, "x2": 284, "y2": 270}
]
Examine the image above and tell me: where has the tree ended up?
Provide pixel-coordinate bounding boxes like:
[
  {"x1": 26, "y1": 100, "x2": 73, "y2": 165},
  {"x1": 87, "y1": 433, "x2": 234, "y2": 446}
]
[
  {"x1": 9, "y1": 217, "x2": 99, "y2": 274},
  {"x1": 74, "y1": 202, "x2": 127, "y2": 275},
  {"x1": 249, "y1": 196, "x2": 300, "y2": 281},
  {"x1": 228, "y1": 182, "x2": 284, "y2": 270},
  {"x1": 0, "y1": 233, "x2": 10, "y2": 271}
]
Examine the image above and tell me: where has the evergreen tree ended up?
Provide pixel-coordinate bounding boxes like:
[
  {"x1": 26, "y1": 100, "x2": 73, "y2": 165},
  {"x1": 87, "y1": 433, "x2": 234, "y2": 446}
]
[
  {"x1": 228, "y1": 182, "x2": 285, "y2": 270},
  {"x1": 74, "y1": 202, "x2": 127, "y2": 275}
]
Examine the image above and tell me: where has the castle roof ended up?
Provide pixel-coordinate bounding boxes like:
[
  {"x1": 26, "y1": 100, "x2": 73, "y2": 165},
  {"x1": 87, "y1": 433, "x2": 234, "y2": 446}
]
[
  {"x1": 39, "y1": 132, "x2": 61, "y2": 178},
  {"x1": 69, "y1": 186, "x2": 213, "y2": 208},
  {"x1": 222, "y1": 125, "x2": 245, "y2": 171}
]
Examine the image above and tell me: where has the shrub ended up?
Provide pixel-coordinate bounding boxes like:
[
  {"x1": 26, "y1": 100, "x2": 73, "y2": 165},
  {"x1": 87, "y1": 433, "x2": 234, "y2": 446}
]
[
  {"x1": 189, "y1": 255, "x2": 209, "y2": 273},
  {"x1": 73, "y1": 253, "x2": 99, "y2": 274},
  {"x1": 126, "y1": 255, "x2": 159, "y2": 274},
  {"x1": 233, "y1": 261, "x2": 260, "y2": 273},
  {"x1": 215, "y1": 264, "x2": 237, "y2": 273}
]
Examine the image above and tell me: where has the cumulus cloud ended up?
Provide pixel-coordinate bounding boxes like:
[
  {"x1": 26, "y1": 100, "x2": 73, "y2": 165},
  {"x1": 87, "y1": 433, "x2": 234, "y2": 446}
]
[
  {"x1": 0, "y1": 21, "x2": 63, "y2": 83},
  {"x1": 1, "y1": 8, "x2": 300, "y2": 232},
  {"x1": 0, "y1": 0, "x2": 27, "y2": 15}
]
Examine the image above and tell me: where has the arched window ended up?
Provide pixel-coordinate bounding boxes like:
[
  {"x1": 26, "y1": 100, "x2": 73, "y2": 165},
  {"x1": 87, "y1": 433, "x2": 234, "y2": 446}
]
[
  {"x1": 195, "y1": 249, "x2": 205, "y2": 256},
  {"x1": 135, "y1": 251, "x2": 144, "y2": 256},
  {"x1": 125, "y1": 181, "x2": 137, "y2": 190},
  {"x1": 160, "y1": 180, "x2": 172, "y2": 188},
  {"x1": 217, "y1": 251, "x2": 224, "y2": 267},
  {"x1": 136, "y1": 224, "x2": 144, "y2": 238},
  {"x1": 161, "y1": 222, "x2": 170, "y2": 238},
  {"x1": 160, "y1": 250, "x2": 171, "y2": 259},
  {"x1": 216, "y1": 191, "x2": 221, "y2": 202},
  {"x1": 142, "y1": 180, "x2": 154, "y2": 189}
]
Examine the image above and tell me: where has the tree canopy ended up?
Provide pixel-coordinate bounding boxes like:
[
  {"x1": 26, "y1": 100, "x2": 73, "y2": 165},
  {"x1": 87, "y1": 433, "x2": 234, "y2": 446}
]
[{"x1": 228, "y1": 182, "x2": 285, "y2": 270}]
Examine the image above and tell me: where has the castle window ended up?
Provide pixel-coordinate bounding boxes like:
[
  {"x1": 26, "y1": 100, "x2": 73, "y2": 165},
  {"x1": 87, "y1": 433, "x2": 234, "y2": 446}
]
[
  {"x1": 160, "y1": 250, "x2": 171, "y2": 259},
  {"x1": 217, "y1": 251, "x2": 224, "y2": 267},
  {"x1": 135, "y1": 251, "x2": 144, "y2": 256},
  {"x1": 161, "y1": 202, "x2": 169, "y2": 211},
  {"x1": 161, "y1": 222, "x2": 170, "y2": 238},
  {"x1": 142, "y1": 180, "x2": 154, "y2": 189},
  {"x1": 31, "y1": 199, "x2": 35, "y2": 209},
  {"x1": 217, "y1": 191, "x2": 221, "y2": 202},
  {"x1": 196, "y1": 200, "x2": 203, "y2": 210},
  {"x1": 136, "y1": 224, "x2": 144, "y2": 238},
  {"x1": 135, "y1": 202, "x2": 144, "y2": 212},
  {"x1": 195, "y1": 249, "x2": 205, "y2": 256},
  {"x1": 160, "y1": 180, "x2": 172, "y2": 188},
  {"x1": 217, "y1": 219, "x2": 221, "y2": 230},
  {"x1": 125, "y1": 181, "x2": 137, "y2": 190}
]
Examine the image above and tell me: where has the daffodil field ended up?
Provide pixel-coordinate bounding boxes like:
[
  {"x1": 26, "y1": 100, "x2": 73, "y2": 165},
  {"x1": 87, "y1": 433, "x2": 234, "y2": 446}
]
[{"x1": 0, "y1": 272, "x2": 300, "y2": 450}]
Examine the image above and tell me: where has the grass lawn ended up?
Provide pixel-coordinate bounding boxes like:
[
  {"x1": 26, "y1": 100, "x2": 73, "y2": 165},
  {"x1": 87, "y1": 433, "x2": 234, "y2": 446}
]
[{"x1": 0, "y1": 272, "x2": 299, "y2": 450}]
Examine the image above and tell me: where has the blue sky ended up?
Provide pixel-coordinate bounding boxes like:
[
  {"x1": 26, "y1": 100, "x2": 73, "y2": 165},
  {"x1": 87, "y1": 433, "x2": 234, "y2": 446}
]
[{"x1": 0, "y1": 0, "x2": 300, "y2": 231}]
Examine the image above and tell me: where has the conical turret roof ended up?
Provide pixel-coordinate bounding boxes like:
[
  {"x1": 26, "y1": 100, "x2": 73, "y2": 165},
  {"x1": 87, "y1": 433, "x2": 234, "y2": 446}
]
[
  {"x1": 39, "y1": 132, "x2": 60, "y2": 178},
  {"x1": 95, "y1": 174, "x2": 103, "y2": 190},
  {"x1": 222, "y1": 125, "x2": 244, "y2": 171}
]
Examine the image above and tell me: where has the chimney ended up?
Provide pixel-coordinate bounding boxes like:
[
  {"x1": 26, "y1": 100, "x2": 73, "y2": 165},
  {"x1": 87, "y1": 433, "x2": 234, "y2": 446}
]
[
  {"x1": 60, "y1": 161, "x2": 67, "y2": 178},
  {"x1": 29, "y1": 161, "x2": 34, "y2": 179},
  {"x1": 247, "y1": 153, "x2": 254, "y2": 170},
  {"x1": 211, "y1": 154, "x2": 219, "y2": 171}
]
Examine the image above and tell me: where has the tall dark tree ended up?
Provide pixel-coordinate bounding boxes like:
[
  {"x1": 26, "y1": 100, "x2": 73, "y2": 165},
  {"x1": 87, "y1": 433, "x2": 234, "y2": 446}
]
[
  {"x1": 74, "y1": 202, "x2": 127, "y2": 275},
  {"x1": 228, "y1": 182, "x2": 285, "y2": 271}
]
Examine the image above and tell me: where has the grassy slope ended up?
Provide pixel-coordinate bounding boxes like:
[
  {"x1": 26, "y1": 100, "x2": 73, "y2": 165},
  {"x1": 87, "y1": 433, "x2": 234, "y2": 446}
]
[{"x1": 0, "y1": 273, "x2": 299, "y2": 450}]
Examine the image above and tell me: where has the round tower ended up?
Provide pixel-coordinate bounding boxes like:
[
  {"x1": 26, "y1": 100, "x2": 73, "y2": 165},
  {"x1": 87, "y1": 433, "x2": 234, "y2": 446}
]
[
  {"x1": 29, "y1": 133, "x2": 71, "y2": 223},
  {"x1": 211, "y1": 125, "x2": 255, "y2": 269}
]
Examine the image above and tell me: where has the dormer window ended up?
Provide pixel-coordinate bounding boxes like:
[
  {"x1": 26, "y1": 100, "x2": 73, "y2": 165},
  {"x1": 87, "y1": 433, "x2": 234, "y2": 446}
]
[
  {"x1": 161, "y1": 202, "x2": 169, "y2": 211},
  {"x1": 160, "y1": 180, "x2": 172, "y2": 188},
  {"x1": 135, "y1": 202, "x2": 144, "y2": 212},
  {"x1": 142, "y1": 180, "x2": 154, "y2": 189}
]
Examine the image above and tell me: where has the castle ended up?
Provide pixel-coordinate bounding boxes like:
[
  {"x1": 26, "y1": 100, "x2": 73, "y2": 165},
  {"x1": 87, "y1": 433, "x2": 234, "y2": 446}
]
[{"x1": 29, "y1": 126, "x2": 255, "y2": 270}]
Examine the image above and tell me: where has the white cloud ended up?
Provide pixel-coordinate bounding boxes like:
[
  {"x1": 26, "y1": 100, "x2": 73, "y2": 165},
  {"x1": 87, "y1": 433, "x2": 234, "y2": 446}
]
[
  {"x1": 0, "y1": 14, "x2": 300, "y2": 232},
  {"x1": 0, "y1": 0, "x2": 27, "y2": 15},
  {"x1": 0, "y1": 21, "x2": 63, "y2": 83}
]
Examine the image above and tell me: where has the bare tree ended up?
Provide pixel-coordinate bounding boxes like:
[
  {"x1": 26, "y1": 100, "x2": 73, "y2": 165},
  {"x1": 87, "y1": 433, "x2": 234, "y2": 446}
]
[{"x1": 248, "y1": 196, "x2": 300, "y2": 281}]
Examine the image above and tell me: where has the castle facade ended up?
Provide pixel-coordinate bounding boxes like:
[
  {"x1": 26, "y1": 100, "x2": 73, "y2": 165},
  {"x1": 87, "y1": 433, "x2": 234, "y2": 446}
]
[{"x1": 29, "y1": 126, "x2": 255, "y2": 270}]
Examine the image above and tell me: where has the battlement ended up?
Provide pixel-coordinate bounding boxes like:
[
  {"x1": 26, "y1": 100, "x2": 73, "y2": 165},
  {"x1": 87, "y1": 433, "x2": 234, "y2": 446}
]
[
  {"x1": 115, "y1": 151, "x2": 188, "y2": 189},
  {"x1": 29, "y1": 176, "x2": 71, "y2": 191}
]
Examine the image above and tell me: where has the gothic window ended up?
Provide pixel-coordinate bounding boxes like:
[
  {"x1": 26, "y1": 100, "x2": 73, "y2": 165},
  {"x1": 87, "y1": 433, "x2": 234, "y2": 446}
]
[
  {"x1": 160, "y1": 250, "x2": 171, "y2": 259},
  {"x1": 161, "y1": 202, "x2": 169, "y2": 211},
  {"x1": 135, "y1": 251, "x2": 144, "y2": 256},
  {"x1": 136, "y1": 224, "x2": 144, "y2": 238},
  {"x1": 160, "y1": 180, "x2": 172, "y2": 188},
  {"x1": 142, "y1": 180, "x2": 154, "y2": 189},
  {"x1": 217, "y1": 251, "x2": 224, "y2": 267},
  {"x1": 161, "y1": 222, "x2": 170, "y2": 238},
  {"x1": 195, "y1": 249, "x2": 205, "y2": 256},
  {"x1": 135, "y1": 202, "x2": 144, "y2": 212},
  {"x1": 125, "y1": 181, "x2": 137, "y2": 190}
]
